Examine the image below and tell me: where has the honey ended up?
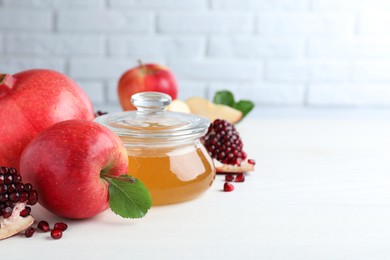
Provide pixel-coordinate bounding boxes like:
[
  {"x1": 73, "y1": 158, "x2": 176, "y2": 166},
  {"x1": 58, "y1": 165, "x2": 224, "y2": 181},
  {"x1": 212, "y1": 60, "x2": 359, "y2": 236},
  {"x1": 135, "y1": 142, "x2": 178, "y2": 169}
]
[
  {"x1": 95, "y1": 92, "x2": 215, "y2": 206},
  {"x1": 127, "y1": 143, "x2": 215, "y2": 205}
]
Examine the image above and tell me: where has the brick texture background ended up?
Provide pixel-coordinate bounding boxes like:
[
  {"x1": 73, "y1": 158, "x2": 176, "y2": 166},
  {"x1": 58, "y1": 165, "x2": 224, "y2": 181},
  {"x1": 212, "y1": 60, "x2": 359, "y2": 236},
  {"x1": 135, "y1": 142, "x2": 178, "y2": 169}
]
[{"x1": 1, "y1": 0, "x2": 390, "y2": 111}]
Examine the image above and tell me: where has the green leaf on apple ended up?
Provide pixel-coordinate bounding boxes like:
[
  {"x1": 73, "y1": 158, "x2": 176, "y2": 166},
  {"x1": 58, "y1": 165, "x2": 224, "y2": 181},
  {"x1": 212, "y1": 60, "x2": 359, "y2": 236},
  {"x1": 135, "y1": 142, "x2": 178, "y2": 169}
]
[
  {"x1": 105, "y1": 175, "x2": 152, "y2": 219},
  {"x1": 213, "y1": 90, "x2": 255, "y2": 121}
]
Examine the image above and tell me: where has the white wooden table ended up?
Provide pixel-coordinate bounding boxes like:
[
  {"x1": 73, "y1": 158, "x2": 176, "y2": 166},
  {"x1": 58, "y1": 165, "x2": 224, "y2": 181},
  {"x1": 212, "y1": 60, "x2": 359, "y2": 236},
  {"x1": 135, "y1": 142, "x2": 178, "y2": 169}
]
[{"x1": 3, "y1": 113, "x2": 390, "y2": 259}]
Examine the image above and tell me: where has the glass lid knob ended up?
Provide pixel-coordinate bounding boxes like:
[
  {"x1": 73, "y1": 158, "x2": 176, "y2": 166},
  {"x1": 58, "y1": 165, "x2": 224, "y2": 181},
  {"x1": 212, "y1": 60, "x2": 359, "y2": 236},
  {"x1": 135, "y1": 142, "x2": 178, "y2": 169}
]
[{"x1": 131, "y1": 92, "x2": 172, "y2": 114}]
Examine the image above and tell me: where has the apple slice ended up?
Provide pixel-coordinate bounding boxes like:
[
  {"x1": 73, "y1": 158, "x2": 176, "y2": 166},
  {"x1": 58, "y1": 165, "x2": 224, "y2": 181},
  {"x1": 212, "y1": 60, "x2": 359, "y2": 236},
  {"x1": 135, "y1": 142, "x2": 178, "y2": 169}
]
[
  {"x1": 186, "y1": 97, "x2": 242, "y2": 124},
  {"x1": 166, "y1": 99, "x2": 191, "y2": 113},
  {"x1": 214, "y1": 158, "x2": 255, "y2": 173}
]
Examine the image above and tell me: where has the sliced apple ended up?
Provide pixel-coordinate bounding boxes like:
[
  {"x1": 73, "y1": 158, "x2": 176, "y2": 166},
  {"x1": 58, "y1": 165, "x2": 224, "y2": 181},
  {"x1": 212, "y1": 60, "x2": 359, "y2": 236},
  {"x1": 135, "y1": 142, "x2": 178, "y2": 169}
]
[
  {"x1": 214, "y1": 158, "x2": 255, "y2": 173},
  {"x1": 185, "y1": 97, "x2": 242, "y2": 124},
  {"x1": 166, "y1": 99, "x2": 191, "y2": 113}
]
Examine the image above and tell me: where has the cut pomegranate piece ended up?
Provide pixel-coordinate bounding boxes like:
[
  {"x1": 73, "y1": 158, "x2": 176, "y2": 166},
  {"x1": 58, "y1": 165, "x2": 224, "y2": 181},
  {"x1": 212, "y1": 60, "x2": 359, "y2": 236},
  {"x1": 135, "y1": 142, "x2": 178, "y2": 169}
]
[
  {"x1": 202, "y1": 119, "x2": 255, "y2": 174},
  {"x1": 214, "y1": 158, "x2": 255, "y2": 173},
  {"x1": 0, "y1": 166, "x2": 38, "y2": 240}
]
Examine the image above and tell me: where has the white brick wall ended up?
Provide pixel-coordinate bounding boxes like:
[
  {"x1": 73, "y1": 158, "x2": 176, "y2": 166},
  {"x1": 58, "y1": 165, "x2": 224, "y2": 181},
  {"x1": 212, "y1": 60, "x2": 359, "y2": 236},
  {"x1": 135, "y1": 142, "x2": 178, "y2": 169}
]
[{"x1": 1, "y1": 0, "x2": 390, "y2": 110}]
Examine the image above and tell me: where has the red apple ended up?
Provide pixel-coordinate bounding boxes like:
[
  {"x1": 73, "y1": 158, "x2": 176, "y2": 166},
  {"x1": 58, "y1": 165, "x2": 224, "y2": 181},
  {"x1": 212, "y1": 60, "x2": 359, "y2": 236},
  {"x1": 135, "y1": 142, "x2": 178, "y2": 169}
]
[
  {"x1": 118, "y1": 62, "x2": 178, "y2": 110},
  {"x1": 0, "y1": 69, "x2": 95, "y2": 171},
  {"x1": 19, "y1": 120, "x2": 128, "y2": 219}
]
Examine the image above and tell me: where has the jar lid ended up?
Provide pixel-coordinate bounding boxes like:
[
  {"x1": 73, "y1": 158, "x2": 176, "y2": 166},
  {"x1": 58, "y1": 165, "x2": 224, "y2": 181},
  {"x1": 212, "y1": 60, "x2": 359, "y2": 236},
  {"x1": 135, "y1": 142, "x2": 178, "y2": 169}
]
[{"x1": 95, "y1": 92, "x2": 210, "y2": 146}]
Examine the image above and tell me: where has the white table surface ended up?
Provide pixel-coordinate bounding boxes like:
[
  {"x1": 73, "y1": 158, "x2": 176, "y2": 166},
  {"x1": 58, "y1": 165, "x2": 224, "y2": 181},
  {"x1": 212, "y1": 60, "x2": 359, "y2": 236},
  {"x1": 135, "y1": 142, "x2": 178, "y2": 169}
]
[{"x1": 4, "y1": 111, "x2": 390, "y2": 260}]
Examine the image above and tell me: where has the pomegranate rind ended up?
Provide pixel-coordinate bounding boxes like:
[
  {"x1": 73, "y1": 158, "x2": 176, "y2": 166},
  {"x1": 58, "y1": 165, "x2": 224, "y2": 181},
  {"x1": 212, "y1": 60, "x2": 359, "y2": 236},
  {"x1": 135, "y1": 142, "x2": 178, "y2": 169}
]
[
  {"x1": 0, "y1": 215, "x2": 34, "y2": 240},
  {"x1": 215, "y1": 158, "x2": 255, "y2": 173}
]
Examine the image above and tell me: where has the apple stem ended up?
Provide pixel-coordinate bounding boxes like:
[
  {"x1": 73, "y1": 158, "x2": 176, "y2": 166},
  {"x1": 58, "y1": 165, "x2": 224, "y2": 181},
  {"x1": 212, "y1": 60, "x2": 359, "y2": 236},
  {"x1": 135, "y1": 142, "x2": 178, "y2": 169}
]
[
  {"x1": 137, "y1": 60, "x2": 147, "y2": 72},
  {"x1": 101, "y1": 173, "x2": 136, "y2": 183},
  {"x1": 0, "y1": 74, "x2": 15, "y2": 97}
]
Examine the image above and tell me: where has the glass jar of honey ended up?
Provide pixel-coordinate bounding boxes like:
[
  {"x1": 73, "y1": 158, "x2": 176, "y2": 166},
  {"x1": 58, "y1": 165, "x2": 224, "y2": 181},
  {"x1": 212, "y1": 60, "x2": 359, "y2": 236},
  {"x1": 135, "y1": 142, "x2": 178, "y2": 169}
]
[{"x1": 95, "y1": 92, "x2": 215, "y2": 205}]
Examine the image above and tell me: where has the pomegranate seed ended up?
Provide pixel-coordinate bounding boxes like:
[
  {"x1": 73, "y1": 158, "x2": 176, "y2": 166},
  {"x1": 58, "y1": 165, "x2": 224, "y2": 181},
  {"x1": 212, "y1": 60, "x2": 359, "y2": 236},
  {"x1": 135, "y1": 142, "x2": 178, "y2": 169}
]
[
  {"x1": 54, "y1": 222, "x2": 68, "y2": 231},
  {"x1": 248, "y1": 159, "x2": 256, "y2": 165},
  {"x1": 19, "y1": 207, "x2": 31, "y2": 217},
  {"x1": 225, "y1": 175, "x2": 235, "y2": 182},
  {"x1": 38, "y1": 220, "x2": 50, "y2": 232},
  {"x1": 4, "y1": 174, "x2": 13, "y2": 184},
  {"x1": 19, "y1": 191, "x2": 29, "y2": 202},
  {"x1": 223, "y1": 182, "x2": 234, "y2": 192},
  {"x1": 235, "y1": 173, "x2": 245, "y2": 182},
  {"x1": 2, "y1": 206, "x2": 13, "y2": 218},
  {"x1": 25, "y1": 227, "x2": 35, "y2": 238},
  {"x1": 27, "y1": 190, "x2": 38, "y2": 205},
  {"x1": 24, "y1": 183, "x2": 33, "y2": 191},
  {"x1": 9, "y1": 192, "x2": 20, "y2": 202},
  {"x1": 51, "y1": 229, "x2": 63, "y2": 240},
  {"x1": 0, "y1": 184, "x2": 7, "y2": 194}
]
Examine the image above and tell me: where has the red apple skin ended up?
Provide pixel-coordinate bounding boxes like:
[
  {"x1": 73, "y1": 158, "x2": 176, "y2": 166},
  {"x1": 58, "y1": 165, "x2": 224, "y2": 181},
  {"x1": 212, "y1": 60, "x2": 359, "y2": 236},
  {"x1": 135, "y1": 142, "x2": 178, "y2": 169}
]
[
  {"x1": 118, "y1": 63, "x2": 178, "y2": 110},
  {"x1": 0, "y1": 69, "x2": 95, "y2": 171},
  {"x1": 19, "y1": 120, "x2": 128, "y2": 219}
]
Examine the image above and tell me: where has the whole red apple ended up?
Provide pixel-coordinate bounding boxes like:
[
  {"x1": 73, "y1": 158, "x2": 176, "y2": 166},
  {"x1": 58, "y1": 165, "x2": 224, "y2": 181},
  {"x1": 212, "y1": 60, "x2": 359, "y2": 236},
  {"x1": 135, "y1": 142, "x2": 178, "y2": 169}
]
[
  {"x1": 0, "y1": 69, "x2": 95, "y2": 170},
  {"x1": 19, "y1": 120, "x2": 128, "y2": 219},
  {"x1": 118, "y1": 62, "x2": 178, "y2": 110}
]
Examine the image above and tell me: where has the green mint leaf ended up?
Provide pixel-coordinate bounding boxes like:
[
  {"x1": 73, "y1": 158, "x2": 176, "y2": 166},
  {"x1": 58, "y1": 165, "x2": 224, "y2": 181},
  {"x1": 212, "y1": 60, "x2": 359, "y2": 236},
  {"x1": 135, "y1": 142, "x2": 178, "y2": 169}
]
[
  {"x1": 106, "y1": 175, "x2": 152, "y2": 219},
  {"x1": 234, "y1": 100, "x2": 255, "y2": 119},
  {"x1": 213, "y1": 90, "x2": 235, "y2": 107}
]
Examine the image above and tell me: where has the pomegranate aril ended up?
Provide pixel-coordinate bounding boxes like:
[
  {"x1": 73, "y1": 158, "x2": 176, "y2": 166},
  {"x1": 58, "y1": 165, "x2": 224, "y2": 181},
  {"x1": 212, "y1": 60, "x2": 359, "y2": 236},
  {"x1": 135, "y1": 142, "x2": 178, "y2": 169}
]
[
  {"x1": 37, "y1": 220, "x2": 50, "y2": 232},
  {"x1": 0, "y1": 194, "x2": 8, "y2": 202},
  {"x1": 25, "y1": 227, "x2": 35, "y2": 238},
  {"x1": 0, "y1": 167, "x2": 8, "y2": 174},
  {"x1": 4, "y1": 174, "x2": 13, "y2": 184},
  {"x1": 2, "y1": 206, "x2": 13, "y2": 218},
  {"x1": 24, "y1": 183, "x2": 33, "y2": 191},
  {"x1": 15, "y1": 183, "x2": 24, "y2": 192},
  {"x1": 19, "y1": 191, "x2": 29, "y2": 202},
  {"x1": 225, "y1": 174, "x2": 235, "y2": 182},
  {"x1": 0, "y1": 184, "x2": 7, "y2": 194},
  {"x1": 248, "y1": 159, "x2": 256, "y2": 165},
  {"x1": 234, "y1": 173, "x2": 245, "y2": 182},
  {"x1": 9, "y1": 192, "x2": 20, "y2": 202},
  {"x1": 223, "y1": 182, "x2": 234, "y2": 192},
  {"x1": 54, "y1": 222, "x2": 68, "y2": 231},
  {"x1": 13, "y1": 174, "x2": 22, "y2": 184},
  {"x1": 5, "y1": 201, "x2": 16, "y2": 208},
  {"x1": 27, "y1": 190, "x2": 38, "y2": 205},
  {"x1": 51, "y1": 229, "x2": 63, "y2": 240},
  {"x1": 7, "y1": 184, "x2": 16, "y2": 192},
  {"x1": 19, "y1": 207, "x2": 31, "y2": 217}
]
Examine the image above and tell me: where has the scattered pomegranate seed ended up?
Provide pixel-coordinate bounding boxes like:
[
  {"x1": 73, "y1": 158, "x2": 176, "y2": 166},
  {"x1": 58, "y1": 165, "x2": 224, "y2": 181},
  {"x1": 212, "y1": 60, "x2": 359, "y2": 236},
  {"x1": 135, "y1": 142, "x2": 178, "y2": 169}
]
[
  {"x1": 37, "y1": 220, "x2": 50, "y2": 232},
  {"x1": 54, "y1": 222, "x2": 68, "y2": 231},
  {"x1": 225, "y1": 174, "x2": 235, "y2": 182},
  {"x1": 223, "y1": 182, "x2": 234, "y2": 192},
  {"x1": 50, "y1": 229, "x2": 63, "y2": 240},
  {"x1": 235, "y1": 173, "x2": 245, "y2": 182},
  {"x1": 24, "y1": 227, "x2": 35, "y2": 238},
  {"x1": 248, "y1": 159, "x2": 256, "y2": 165}
]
